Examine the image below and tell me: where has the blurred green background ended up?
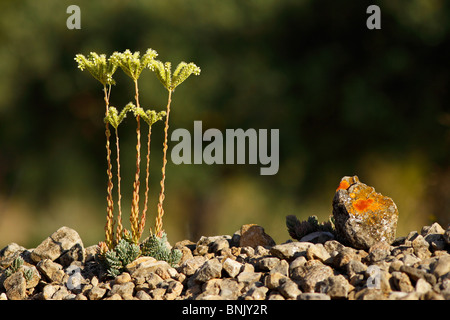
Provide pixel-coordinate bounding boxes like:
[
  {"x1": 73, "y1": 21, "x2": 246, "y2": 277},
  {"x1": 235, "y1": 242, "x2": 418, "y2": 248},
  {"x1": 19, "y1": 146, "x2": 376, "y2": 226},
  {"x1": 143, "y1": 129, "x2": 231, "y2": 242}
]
[{"x1": 0, "y1": 0, "x2": 449, "y2": 248}]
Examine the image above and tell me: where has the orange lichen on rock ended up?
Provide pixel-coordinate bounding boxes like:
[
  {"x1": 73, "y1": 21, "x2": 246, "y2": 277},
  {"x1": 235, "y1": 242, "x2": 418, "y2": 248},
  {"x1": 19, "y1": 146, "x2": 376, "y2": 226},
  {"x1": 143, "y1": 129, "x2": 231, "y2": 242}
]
[
  {"x1": 336, "y1": 180, "x2": 350, "y2": 191},
  {"x1": 352, "y1": 198, "x2": 374, "y2": 211}
]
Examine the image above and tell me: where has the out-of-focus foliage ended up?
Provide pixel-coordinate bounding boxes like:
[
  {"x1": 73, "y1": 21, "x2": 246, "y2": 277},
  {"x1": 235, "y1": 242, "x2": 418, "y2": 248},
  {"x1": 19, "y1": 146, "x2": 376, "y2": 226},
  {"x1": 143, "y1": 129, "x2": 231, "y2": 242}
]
[{"x1": 0, "y1": 0, "x2": 449, "y2": 248}]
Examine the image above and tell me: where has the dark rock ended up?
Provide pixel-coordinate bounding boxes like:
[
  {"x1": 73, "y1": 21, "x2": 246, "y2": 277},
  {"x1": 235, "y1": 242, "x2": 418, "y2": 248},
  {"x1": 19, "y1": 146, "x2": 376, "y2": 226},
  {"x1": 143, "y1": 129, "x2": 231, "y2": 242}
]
[
  {"x1": 298, "y1": 292, "x2": 331, "y2": 300},
  {"x1": 36, "y1": 259, "x2": 65, "y2": 283},
  {"x1": 239, "y1": 224, "x2": 276, "y2": 249},
  {"x1": 411, "y1": 235, "x2": 431, "y2": 260},
  {"x1": 332, "y1": 176, "x2": 399, "y2": 249},
  {"x1": 317, "y1": 275, "x2": 350, "y2": 299},
  {"x1": 278, "y1": 278, "x2": 301, "y2": 299},
  {"x1": 300, "y1": 231, "x2": 335, "y2": 244},
  {"x1": 430, "y1": 255, "x2": 450, "y2": 278},
  {"x1": 390, "y1": 271, "x2": 414, "y2": 292}
]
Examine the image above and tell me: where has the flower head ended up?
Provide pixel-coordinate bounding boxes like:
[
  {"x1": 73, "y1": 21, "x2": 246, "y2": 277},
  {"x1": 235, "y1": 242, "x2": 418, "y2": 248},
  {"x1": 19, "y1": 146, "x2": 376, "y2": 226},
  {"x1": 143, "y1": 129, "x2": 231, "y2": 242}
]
[{"x1": 74, "y1": 52, "x2": 118, "y2": 86}]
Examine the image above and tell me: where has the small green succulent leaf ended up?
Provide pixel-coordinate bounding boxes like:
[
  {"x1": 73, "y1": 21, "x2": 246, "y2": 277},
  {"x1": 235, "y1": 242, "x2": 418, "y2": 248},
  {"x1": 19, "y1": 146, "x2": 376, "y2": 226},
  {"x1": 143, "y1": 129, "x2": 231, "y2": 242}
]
[
  {"x1": 150, "y1": 60, "x2": 172, "y2": 91},
  {"x1": 151, "y1": 60, "x2": 200, "y2": 92},
  {"x1": 140, "y1": 232, "x2": 181, "y2": 267},
  {"x1": 74, "y1": 52, "x2": 118, "y2": 86},
  {"x1": 171, "y1": 62, "x2": 201, "y2": 91},
  {"x1": 111, "y1": 49, "x2": 158, "y2": 81},
  {"x1": 139, "y1": 109, "x2": 166, "y2": 126},
  {"x1": 104, "y1": 103, "x2": 135, "y2": 129}
]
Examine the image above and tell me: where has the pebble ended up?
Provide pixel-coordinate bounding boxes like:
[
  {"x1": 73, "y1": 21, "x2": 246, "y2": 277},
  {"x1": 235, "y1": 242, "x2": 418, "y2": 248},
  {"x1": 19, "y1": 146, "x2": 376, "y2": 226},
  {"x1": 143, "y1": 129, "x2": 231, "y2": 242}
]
[
  {"x1": 239, "y1": 224, "x2": 276, "y2": 249},
  {"x1": 3, "y1": 271, "x2": 26, "y2": 300}
]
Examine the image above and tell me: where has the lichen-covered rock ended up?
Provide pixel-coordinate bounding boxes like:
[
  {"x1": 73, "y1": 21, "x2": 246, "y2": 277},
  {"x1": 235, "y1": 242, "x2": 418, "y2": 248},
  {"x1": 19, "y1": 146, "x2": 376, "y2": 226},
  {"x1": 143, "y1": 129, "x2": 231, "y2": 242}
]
[{"x1": 332, "y1": 176, "x2": 399, "y2": 249}]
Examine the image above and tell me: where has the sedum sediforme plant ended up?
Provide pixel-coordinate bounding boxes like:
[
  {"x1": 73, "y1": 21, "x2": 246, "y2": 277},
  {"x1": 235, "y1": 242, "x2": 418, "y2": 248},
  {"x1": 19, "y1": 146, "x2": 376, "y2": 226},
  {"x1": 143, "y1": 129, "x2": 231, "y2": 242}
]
[
  {"x1": 111, "y1": 49, "x2": 160, "y2": 244},
  {"x1": 75, "y1": 48, "x2": 199, "y2": 276},
  {"x1": 150, "y1": 60, "x2": 201, "y2": 236},
  {"x1": 75, "y1": 52, "x2": 118, "y2": 249}
]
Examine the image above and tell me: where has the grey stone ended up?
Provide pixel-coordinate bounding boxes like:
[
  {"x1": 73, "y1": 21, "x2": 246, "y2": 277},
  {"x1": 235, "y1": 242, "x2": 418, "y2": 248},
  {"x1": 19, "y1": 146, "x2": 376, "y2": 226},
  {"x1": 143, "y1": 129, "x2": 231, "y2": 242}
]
[
  {"x1": 401, "y1": 253, "x2": 421, "y2": 267},
  {"x1": 399, "y1": 265, "x2": 427, "y2": 282},
  {"x1": 30, "y1": 226, "x2": 84, "y2": 263},
  {"x1": 222, "y1": 258, "x2": 242, "y2": 278},
  {"x1": 346, "y1": 260, "x2": 367, "y2": 277},
  {"x1": 219, "y1": 278, "x2": 242, "y2": 299},
  {"x1": 254, "y1": 245, "x2": 270, "y2": 257},
  {"x1": 354, "y1": 288, "x2": 386, "y2": 300},
  {"x1": 3, "y1": 271, "x2": 26, "y2": 300},
  {"x1": 52, "y1": 286, "x2": 70, "y2": 300},
  {"x1": 37, "y1": 259, "x2": 65, "y2": 283},
  {"x1": 279, "y1": 278, "x2": 301, "y2": 299},
  {"x1": 210, "y1": 238, "x2": 230, "y2": 253},
  {"x1": 129, "y1": 257, "x2": 174, "y2": 280},
  {"x1": 297, "y1": 261, "x2": 334, "y2": 292},
  {"x1": 243, "y1": 283, "x2": 268, "y2": 300},
  {"x1": 366, "y1": 241, "x2": 390, "y2": 263},
  {"x1": 415, "y1": 278, "x2": 432, "y2": 296},
  {"x1": 289, "y1": 256, "x2": 307, "y2": 273},
  {"x1": 332, "y1": 247, "x2": 360, "y2": 268},
  {"x1": 389, "y1": 259, "x2": 404, "y2": 272},
  {"x1": 192, "y1": 258, "x2": 223, "y2": 283},
  {"x1": 0, "y1": 243, "x2": 26, "y2": 268},
  {"x1": 267, "y1": 292, "x2": 285, "y2": 300},
  {"x1": 104, "y1": 293, "x2": 123, "y2": 300},
  {"x1": 196, "y1": 235, "x2": 231, "y2": 247},
  {"x1": 114, "y1": 272, "x2": 132, "y2": 284},
  {"x1": 42, "y1": 284, "x2": 60, "y2": 300},
  {"x1": 412, "y1": 235, "x2": 431, "y2": 260},
  {"x1": 201, "y1": 278, "x2": 221, "y2": 296},
  {"x1": 421, "y1": 222, "x2": 445, "y2": 236},
  {"x1": 88, "y1": 286, "x2": 107, "y2": 300},
  {"x1": 255, "y1": 257, "x2": 280, "y2": 272},
  {"x1": 265, "y1": 272, "x2": 289, "y2": 290},
  {"x1": 270, "y1": 259, "x2": 289, "y2": 277},
  {"x1": 164, "y1": 280, "x2": 184, "y2": 300},
  {"x1": 135, "y1": 290, "x2": 151, "y2": 300},
  {"x1": 270, "y1": 242, "x2": 313, "y2": 260},
  {"x1": 298, "y1": 293, "x2": 331, "y2": 300},
  {"x1": 59, "y1": 243, "x2": 85, "y2": 267},
  {"x1": 237, "y1": 271, "x2": 262, "y2": 286},
  {"x1": 146, "y1": 272, "x2": 164, "y2": 290},
  {"x1": 193, "y1": 245, "x2": 209, "y2": 256},
  {"x1": 150, "y1": 287, "x2": 166, "y2": 300},
  {"x1": 84, "y1": 244, "x2": 98, "y2": 262},
  {"x1": 178, "y1": 256, "x2": 208, "y2": 276}
]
